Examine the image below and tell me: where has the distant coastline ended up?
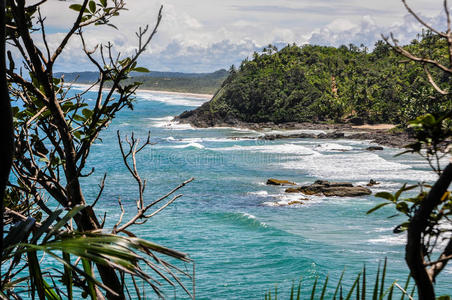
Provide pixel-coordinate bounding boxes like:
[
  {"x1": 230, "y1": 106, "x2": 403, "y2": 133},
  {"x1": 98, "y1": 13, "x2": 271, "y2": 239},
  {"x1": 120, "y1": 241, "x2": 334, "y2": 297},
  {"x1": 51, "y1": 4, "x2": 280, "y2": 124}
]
[{"x1": 71, "y1": 83, "x2": 213, "y2": 99}]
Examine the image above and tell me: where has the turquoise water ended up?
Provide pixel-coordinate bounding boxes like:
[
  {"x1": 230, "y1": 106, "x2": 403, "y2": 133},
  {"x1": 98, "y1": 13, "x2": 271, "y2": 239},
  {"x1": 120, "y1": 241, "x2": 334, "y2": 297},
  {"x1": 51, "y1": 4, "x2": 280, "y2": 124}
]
[{"x1": 75, "y1": 88, "x2": 451, "y2": 299}]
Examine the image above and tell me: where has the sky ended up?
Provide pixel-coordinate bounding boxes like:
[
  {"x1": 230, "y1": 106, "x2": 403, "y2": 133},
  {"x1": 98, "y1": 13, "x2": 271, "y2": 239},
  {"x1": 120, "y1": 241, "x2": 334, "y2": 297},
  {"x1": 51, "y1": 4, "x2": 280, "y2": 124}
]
[{"x1": 31, "y1": 0, "x2": 447, "y2": 72}]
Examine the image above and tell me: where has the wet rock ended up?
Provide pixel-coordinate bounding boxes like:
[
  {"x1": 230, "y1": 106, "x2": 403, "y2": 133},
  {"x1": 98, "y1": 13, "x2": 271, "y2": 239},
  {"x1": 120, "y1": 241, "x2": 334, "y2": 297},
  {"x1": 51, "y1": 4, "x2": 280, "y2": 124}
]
[
  {"x1": 283, "y1": 180, "x2": 371, "y2": 197},
  {"x1": 285, "y1": 187, "x2": 301, "y2": 193},
  {"x1": 288, "y1": 200, "x2": 304, "y2": 205},
  {"x1": 366, "y1": 146, "x2": 384, "y2": 151},
  {"x1": 317, "y1": 131, "x2": 345, "y2": 139},
  {"x1": 367, "y1": 179, "x2": 379, "y2": 186},
  {"x1": 322, "y1": 186, "x2": 372, "y2": 197},
  {"x1": 260, "y1": 133, "x2": 316, "y2": 140},
  {"x1": 266, "y1": 178, "x2": 297, "y2": 186}
]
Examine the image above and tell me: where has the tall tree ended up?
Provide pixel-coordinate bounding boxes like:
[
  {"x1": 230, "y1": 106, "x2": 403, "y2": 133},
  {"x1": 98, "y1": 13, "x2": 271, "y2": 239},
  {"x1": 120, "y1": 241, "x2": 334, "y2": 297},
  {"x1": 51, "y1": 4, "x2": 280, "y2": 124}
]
[
  {"x1": 0, "y1": 0, "x2": 14, "y2": 271},
  {"x1": 2, "y1": 1, "x2": 194, "y2": 299}
]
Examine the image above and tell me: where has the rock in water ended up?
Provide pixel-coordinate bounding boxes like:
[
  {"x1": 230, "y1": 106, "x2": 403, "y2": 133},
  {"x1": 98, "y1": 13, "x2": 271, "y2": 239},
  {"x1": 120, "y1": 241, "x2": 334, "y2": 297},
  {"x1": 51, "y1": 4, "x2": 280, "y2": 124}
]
[
  {"x1": 366, "y1": 146, "x2": 384, "y2": 151},
  {"x1": 283, "y1": 180, "x2": 371, "y2": 197},
  {"x1": 367, "y1": 179, "x2": 379, "y2": 186},
  {"x1": 288, "y1": 200, "x2": 304, "y2": 205},
  {"x1": 322, "y1": 186, "x2": 372, "y2": 197},
  {"x1": 285, "y1": 187, "x2": 301, "y2": 193},
  {"x1": 266, "y1": 178, "x2": 297, "y2": 186}
]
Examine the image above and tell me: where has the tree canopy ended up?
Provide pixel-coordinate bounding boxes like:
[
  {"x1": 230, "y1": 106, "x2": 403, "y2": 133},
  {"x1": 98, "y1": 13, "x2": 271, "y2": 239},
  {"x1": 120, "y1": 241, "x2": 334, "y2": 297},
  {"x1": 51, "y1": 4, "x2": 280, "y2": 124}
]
[{"x1": 181, "y1": 35, "x2": 452, "y2": 126}]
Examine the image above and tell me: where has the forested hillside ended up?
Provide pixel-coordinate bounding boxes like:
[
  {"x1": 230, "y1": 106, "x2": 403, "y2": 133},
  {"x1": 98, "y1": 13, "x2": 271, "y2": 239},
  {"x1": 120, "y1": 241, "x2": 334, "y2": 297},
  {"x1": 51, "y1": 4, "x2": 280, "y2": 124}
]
[{"x1": 179, "y1": 35, "x2": 452, "y2": 126}]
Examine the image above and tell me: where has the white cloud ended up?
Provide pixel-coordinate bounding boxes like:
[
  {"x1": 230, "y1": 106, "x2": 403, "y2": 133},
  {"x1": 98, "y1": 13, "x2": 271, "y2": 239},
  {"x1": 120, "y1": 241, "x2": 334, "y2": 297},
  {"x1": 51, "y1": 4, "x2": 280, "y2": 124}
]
[{"x1": 12, "y1": 0, "x2": 449, "y2": 72}]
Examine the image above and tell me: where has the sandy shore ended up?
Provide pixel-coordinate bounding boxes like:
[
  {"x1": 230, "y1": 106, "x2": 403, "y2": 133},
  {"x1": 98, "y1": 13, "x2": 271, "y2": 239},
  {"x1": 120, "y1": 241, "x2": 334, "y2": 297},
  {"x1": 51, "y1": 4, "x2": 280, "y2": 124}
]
[
  {"x1": 72, "y1": 83, "x2": 213, "y2": 99},
  {"x1": 352, "y1": 124, "x2": 396, "y2": 130}
]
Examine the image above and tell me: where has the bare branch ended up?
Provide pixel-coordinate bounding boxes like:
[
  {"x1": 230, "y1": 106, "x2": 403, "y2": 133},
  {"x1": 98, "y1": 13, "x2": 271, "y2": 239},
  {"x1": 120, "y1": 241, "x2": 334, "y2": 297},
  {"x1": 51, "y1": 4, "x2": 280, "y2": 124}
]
[
  {"x1": 384, "y1": 34, "x2": 452, "y2": 74},
  {"x1": 427, "y1": 238, "x2": 452, "y2": 279},
  {"x1": 402, "y1": 0, "x2": 446, "y2": 37},
  {"x1": 91, "y1": 173, "x2": 107, "y2": 208},
  {"x1": 50, "y1": 0, "x2": 90, "y2": 64},
  {"x1": 445, "y1": 0, "x2": 451, "y2": 34}
]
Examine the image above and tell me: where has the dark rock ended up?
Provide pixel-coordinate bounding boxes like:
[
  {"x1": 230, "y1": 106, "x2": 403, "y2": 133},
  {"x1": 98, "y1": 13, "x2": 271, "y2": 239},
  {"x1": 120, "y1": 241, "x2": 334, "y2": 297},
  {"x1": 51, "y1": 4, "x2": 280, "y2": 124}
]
[
  {"x1": 367, "y1": 179, "x2": 380, "y2": 186},
  {"x1": 349, "y1": 117, "x2": 364, "y2": 125},
  {"x1": 322, "y1": 186, "x2": 372, "y2": 197},
  {"x1": 267, "y1": 178, "x2": 297, "y2": 186},
  {"x1": 314, "y1": 180, "x2": 329, "y2": 185},
  {"x1": 284, "y1": 180, "x2": 371, "y2": 197},
  {"x1": 317, "y1": 131, "x2": 345, "y2": 139},
  {"x1": 328, "y1": 182, "x2": 354, "y2": 187},
  {"x1": 288, "y1": 200, "x2": 304, "y2": 205},
  {"x1": 314, "y1": 180, "x2": 353, "y2": 187},
  {"x1": 298, "y1": 184, "x2": 325, "y2": 195},
  {"x1": 366, "y1": 146, "x2": 384, "y2": 151},
  {"x1": 260, "y1": 133, "x2": 316, "y2": 140},
  {"x1": 285, "y1": 187, "x2": 301, "y2": 193}
]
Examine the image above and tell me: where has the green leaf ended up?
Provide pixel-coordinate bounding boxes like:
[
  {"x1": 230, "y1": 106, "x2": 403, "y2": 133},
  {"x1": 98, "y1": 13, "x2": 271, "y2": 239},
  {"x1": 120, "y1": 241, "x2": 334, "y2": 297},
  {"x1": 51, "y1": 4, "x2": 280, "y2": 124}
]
[
  {"x1": 395, "y1": 202, "x2": 409, "y2": 214},
  {"x1": 310, "y1": 276, "x2": 318, "y2": 300},
  {"x1": 89, "y1": 0, "x2": 96, "y2": 13},
  {"x1": 82, "y1": 108, "x2": 94, "y2": 118},
  {"x1": 31, "y1": 209, "x2": 63, "y2": 243},
  {"x1": 82, "y1": 259, "x2": 97, "y2": 300},
  {"x1": 394, "y1": 183, "x2": 407, "y2": 200},
  {"x1": 133, "y1": 67, "x2": 150, "y2": 73},
  {"x1": 319, "y1": 275, "x2": 329, "y2": 300},
  {"x1": 63, "y1": 252, "x2": 73, "y2": 300},
  {"x1": 372, "y1": 263, "x2": 380, "y2": 300},
  {"x1": 43, "y1": 280, "x2": 62, "y2": 300},
  {"x1": 332, "y1": 270, "x2": 344, "y2": 299},
  {"x1": 27, "y1": 251, "x2": 46, "y2": 300},
  {"x1": 344, "y1": 273, "x2": 360, "y2": 300},
  {"x1": 379, "y1": 258, "x2": 387, "y2": 300},
  {"x1": 69, "y1": 4, "x2": 83, "y2": 11},
  {"x1": 394, "y1": 222, "x2": 410, "y2": 233},
  {"x1": 99, "y1": 0, "x2": 107, "y2": 7},
  {"x1": 73, "y1": 114, "x2": 85, "y2": 122},
  {"x1": 38, "y1": 157, "x2": 50, "y2": 163},
  {"x1": 74, "y1": 130, "x2": 82, "y2": 140},
  {"x1": 375, "y1": 192, "x2": 395, "y2": 202},
  {"x1": 367, "y1": 202, "x2": 390, "y2": 214},
  {"x1": 43, "y1": 205, "x2": 85, "y2": 242}
]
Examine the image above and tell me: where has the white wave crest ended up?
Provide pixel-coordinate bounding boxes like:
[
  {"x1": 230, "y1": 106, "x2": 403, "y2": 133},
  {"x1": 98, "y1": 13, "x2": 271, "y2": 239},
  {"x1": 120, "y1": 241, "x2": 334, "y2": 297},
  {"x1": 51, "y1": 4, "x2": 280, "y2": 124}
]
[
  {"x1": 278, "y1": 152, "x2": 435, "y2": 182},
  {"x1": 314, "y1": 143, "x2": 353, "y2": 152},
  {"x1": 136, "y1": 91, "x2": 209, "y2": 107},
  {"x1": 172, "y1": 142, "x2": 205, "y2": 149},
  {"x1": 147, "y1": 116, "x2": 195, "y2": 130},
  {"x1": 211, "y1": 144, "x2": 320, "y2": 156},
  {"x1": 368, "y1": 234, "x2": 406, "y2": 246}
]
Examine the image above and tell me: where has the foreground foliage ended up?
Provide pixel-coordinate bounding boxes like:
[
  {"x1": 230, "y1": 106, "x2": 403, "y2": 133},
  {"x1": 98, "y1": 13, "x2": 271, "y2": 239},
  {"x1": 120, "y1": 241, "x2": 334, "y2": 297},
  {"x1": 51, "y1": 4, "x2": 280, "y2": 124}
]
[
  {"x1": 2, "y1": 0, "x2": 194, "y2": 299},
  {"x1": 264, "y1": 261, "x2": 422, "y2": 300}
]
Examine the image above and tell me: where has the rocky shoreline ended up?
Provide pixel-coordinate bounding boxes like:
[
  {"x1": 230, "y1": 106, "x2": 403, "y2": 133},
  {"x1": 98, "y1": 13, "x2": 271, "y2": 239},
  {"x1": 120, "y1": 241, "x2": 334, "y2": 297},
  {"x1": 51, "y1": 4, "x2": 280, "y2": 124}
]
[{"x1": 175, "y1": 113, "x2": 413, "y2": 148}]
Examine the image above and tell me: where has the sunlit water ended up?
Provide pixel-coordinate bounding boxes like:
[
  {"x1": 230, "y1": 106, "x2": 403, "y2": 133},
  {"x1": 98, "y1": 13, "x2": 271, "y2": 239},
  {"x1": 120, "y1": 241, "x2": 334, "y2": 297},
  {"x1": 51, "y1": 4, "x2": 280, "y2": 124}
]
[{"x1": 70, "y1": 88, "x2": 451, "y2": 298}]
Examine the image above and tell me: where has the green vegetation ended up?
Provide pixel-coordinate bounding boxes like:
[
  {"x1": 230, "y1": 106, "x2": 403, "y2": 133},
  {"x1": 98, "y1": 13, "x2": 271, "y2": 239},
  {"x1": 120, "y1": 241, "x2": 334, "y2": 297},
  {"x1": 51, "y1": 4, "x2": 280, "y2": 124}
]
[
  {"x1": 2, "y1": 1, "x2": 194, "y2": 299},
  {"x1": 182, "y1": 35, "x2": 452, "y2": 126},
  {"x1": 56, "y1": 69, "x2": 228, "y2": 94},
  {"x1": 265, "y1": 261, "x2": 418, "y2": 300}
]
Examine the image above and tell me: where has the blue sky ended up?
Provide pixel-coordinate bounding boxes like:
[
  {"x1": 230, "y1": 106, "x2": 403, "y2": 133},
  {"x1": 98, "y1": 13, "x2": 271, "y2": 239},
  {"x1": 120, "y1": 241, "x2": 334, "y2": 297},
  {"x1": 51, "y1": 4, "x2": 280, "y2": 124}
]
[{"x1": 34, "y1": 0, "x2": 445, "y2": 72}]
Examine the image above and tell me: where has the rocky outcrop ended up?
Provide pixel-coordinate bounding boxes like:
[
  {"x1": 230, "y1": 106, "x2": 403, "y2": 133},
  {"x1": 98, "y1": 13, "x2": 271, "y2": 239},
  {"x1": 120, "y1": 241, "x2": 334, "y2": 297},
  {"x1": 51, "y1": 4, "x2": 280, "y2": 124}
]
[
  {"x1": 366, "y1": 146, "x2": 384, "y2": 151},
  {"x1": 367, "y1": 179, "x2": 380, "y2": 186},
  {"x1": 266, "y1": 178, "x2": 297, "y2": 186},
  {"x1": 284, "y1": 180, "x2": 371, "y2": 197}
]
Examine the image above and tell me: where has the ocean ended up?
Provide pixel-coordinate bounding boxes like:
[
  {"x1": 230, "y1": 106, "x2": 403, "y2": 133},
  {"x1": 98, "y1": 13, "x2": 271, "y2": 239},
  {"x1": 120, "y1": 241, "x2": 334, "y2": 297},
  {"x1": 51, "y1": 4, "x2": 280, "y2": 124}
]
[{"x1": 75, "y1": 87, "x2": 451, "y2": 299}]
